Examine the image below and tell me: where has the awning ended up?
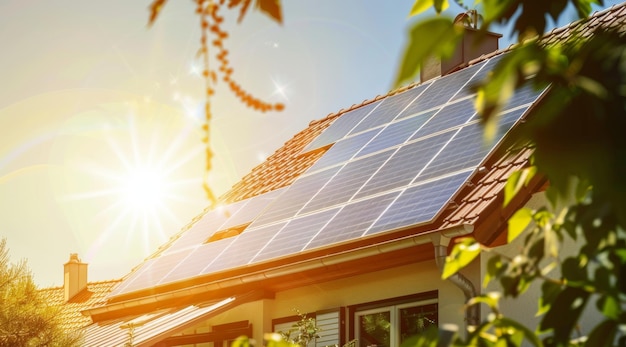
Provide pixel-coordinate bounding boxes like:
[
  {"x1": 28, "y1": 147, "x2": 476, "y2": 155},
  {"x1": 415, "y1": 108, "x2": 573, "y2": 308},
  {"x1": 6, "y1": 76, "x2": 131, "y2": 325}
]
[{"x1": 82, "y1": 292, "x2": 256, "y2": 347}]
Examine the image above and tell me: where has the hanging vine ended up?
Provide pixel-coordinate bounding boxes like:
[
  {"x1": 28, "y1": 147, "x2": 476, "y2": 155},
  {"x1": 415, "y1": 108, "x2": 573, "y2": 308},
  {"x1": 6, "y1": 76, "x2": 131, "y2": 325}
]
[{"x1": 149, "y1": 0, "x2": 284, "y2": 207}]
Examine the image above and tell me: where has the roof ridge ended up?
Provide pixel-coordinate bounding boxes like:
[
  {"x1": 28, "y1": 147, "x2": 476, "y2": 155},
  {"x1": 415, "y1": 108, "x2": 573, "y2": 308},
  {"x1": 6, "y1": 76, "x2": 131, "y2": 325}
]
[{"x1": 467, "y1": 2, "x2": 626, "y2": 66}]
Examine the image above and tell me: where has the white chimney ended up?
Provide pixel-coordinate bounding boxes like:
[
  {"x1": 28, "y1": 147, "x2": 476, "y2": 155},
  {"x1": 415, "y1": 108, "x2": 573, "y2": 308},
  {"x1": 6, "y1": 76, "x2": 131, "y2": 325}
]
[{"x1": 64, "y1": 253, "x2": 88, "y2": 302}]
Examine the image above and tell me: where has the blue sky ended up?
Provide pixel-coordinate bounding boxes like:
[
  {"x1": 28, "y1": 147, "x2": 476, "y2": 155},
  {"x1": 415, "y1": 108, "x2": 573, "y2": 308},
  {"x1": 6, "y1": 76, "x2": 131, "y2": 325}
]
[{"x1": 0, "y1": 1, "x2": 620, "y2": 286}]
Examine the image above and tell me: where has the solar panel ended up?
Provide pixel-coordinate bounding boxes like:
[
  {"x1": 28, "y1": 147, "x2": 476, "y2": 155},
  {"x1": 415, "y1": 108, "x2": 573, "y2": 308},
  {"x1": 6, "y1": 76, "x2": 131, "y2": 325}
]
[
  {"x1": 159, "y1": 237, "x2": 237, "y2": 285},
  {"x1": 113, "y1": 250, "x2": 192, "y2": 295},
  {"x1": 355, "y1": 109, "x2": 436, "y2": 158},
  {"x1": 450, "y1": 56, "x2": 503, "y2": 102},
  {"x1": 251, "y1": 208, "x2": 340, "y2": 263},
  {"x1": 250, "y1": 166, "x2": 342, "y2": 226},
  {"x1": 108, "y1": 258, "x2": 157, "y2": 297},
  {"x1": 503, "y1": 83, "x2": 544, "y2": 111},
  {"x1": 201, "y1": 222, "x2": 288, "y2": 274},
  {"x1": 109, "y1": 50, "x2": 542, "y2": 298},
  {"x1": 163, "y1": 200, "x2": 246, "y2": 255},
  {"x1": 348, "y1": 83, "x2": 430, "y2": 135},
  {"x1": 418, "y1": 107, "x2": 527, "y2": 182},
  {"x1": 217, "y1": 187, "x2": 285, "y2": 230},
  {"x1": 367, "y1": 171, "x2": 473, "y2": 235},
  {"x1": 303, "y1": 191, "x2": 401, "y2": 251},
  {"x1": 303, "y1": 101, "x2": 382, "y2": 152},
  {"x1": 305, "y1": 128, "x2": 381, "y2": 173},
  {"x1": 299, "y1": 151, "x2": 395, "y2": 214},
  {"x1": 398, "y1": 62, "x2": 484, "y2": 117},
  {"x1": 409, "y1": 98, "x2": 475, "y2": 140},
  {"x1": 354, "y1": 131, "x2": 456, "y2": 199}
]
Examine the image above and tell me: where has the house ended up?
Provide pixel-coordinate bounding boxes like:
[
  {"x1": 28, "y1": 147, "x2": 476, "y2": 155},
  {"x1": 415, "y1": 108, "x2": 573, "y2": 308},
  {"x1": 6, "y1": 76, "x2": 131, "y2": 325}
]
[
  {"x1": 38, "y1": 254, "x2": 120, "y2": 335},
  {"x1": 74, "y1": 4, "x2": 626, "y2": 346}
]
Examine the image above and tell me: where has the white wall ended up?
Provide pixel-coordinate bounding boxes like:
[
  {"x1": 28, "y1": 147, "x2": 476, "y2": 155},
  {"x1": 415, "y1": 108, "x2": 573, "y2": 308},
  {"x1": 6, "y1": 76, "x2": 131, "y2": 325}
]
[
  {"x1": 180, "y1": 258, "x2": 473, "y2": 344},
  {"x1": 480, "y1": 192, "x2": 605, "y2": 341}
]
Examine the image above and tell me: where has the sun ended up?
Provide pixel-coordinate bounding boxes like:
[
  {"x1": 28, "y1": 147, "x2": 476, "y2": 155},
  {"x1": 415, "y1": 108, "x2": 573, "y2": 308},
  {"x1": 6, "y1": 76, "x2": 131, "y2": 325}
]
[
  {"x1": 59, "y1": 100, "x2": 208, "y2": 267},
  {"x1": 120, "y1": 166, "x2": 168, "y2": 212}
]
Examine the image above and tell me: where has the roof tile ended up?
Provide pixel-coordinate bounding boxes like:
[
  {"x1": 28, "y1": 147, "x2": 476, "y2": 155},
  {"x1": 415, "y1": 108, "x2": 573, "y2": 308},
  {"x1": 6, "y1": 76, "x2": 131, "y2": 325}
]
[{"x1": 39, "y1": 280, "x2": 121, "y2": 332}]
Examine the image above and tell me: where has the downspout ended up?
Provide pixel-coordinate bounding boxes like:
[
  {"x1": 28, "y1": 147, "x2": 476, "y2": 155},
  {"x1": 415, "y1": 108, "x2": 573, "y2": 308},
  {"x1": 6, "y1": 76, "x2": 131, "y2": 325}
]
[{"x1": 430, "y1": 226, "x2": 480, "y2": 327}]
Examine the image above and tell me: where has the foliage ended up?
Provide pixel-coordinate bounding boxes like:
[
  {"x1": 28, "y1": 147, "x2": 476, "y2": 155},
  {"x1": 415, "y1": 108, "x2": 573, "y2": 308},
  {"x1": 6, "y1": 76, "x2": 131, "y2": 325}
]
[
  {"x1": 276, "y1": 310, "x2": 321, "y2": 347},
  {"x1": 230, "y1": 310, "x2": 320, "y2": 347},
  {"x1": 397, "y1": 0, "x2": 626, "y2": 347},
  {"x1": 148, "y1": 0, "x2": 285, "y2": 205},
  {"x1": 0, "y1": 238, "x2": 81, "y2": 347}
]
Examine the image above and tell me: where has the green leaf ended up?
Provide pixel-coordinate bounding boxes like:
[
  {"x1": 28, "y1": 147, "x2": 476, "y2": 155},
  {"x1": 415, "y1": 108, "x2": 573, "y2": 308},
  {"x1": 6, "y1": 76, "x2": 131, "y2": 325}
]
[
  {"x1": 584, "y1": 319, "x2": 618, "y2": 347},
  {"x1": 394, "y1": 17, "x2": 462, "y2": 87},
  {"x1": 562, "y1": 257, "x2": 588, "y2": 284},
  {"x1": 504, "y1": 167, "x2": 536, "y2": 207},
  {"x1": 496, "y1": 317, "x2": 544, "y2": 347},
  {"x1": 409, "y1": 0, "x2": 449, "y2": 17},
  {"x1": 442, "y1": 238, "x2": 481, "y2": 279},
  {"x1": 399, "y1": 324, "x2": 439, "y2": 347},
  {"x1": 482, "y1": 0, "x2": 516, "y2": 25},
  {"x1": 508, "y1": 208, "x2": 533, "y2": 243},
  {"x1": 540, "y1": 287, "x2": 590, "y2": 344},
  {"x1": 596, "y1": 295, "x2": 620, "y2": 320},
  {"x1": 572, "y1": 0, "x2": 598, "y2": 18},
  {"x1": 545, "y1": 186, "x2": 559, "y2": 209},
  {"x1": 484, "y1": 255, "x2": 506, "y2": 287},
  {"x1": 468, "y1": 292, "x2": 501, "y2": 311},
  {"x1": 538, "y1": 281, "x2": 561, "y2": 316},
  {"x1": 548, "y1": 0, "x2": 568, "y2": 21},
  {"x1": 433, "y1": 0, "x2": 449, "y2": 13}
]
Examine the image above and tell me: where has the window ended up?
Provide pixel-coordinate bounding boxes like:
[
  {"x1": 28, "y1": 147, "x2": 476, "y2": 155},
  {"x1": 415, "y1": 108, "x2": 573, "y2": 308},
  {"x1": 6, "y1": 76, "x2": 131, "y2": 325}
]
[
  {"x1": 272, "y1": 308, "x2": 344, "y2": 347},
  {"x1": 350, "y1": 292, "x2": 437, "y2": 347}
]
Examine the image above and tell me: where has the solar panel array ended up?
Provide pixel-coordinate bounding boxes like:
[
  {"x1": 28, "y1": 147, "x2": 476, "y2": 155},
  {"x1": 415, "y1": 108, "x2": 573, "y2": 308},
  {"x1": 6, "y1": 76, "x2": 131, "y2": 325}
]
[{"x1": 110, "y1": 52, "x2": 546, "y2": 298}]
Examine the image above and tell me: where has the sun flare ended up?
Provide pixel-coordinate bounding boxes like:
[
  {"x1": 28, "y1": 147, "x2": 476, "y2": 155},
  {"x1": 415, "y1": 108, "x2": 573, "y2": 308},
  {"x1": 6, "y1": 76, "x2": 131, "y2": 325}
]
[
  {"x1": 59, "y1": 101, "x2": 207, "y2": 265},
  {"x1": 120, "y1": 166, "x2": 168, "y2": 212}
]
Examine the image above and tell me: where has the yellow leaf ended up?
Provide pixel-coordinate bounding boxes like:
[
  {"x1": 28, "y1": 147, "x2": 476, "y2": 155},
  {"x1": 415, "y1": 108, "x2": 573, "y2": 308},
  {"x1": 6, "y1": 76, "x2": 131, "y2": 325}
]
[
  {"x1": 508, "y1": 208, "x2": 533, "y2": 243},
  {"x1": 409, "y1": 0, "x2": 434, "y2": 17}
]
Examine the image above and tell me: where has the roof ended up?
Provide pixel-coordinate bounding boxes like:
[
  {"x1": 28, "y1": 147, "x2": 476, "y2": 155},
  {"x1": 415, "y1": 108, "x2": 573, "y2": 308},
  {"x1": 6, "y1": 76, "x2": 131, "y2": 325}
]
[
  {"x1": 217, "y1": 1, "x2": 626, "y2": 205},
  {"x1": 82, "y1": 290, "x2": 268, "y2": 347},
  {"x1": 90, "y1": 1, "x2": 626, "y2": 318},
  {"x1": 38, "y1": 280, "x2": 121, "y2": 332}
]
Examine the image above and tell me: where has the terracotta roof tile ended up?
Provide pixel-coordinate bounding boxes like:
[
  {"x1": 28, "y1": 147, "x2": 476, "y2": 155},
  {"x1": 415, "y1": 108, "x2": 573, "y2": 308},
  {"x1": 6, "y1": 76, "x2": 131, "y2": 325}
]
[
  {"x1": 39, "y1": 280, "x2": 121, "y2": 333},
  {"x1": 440, "y1": 144, "x2": 535, "y2": 229}
]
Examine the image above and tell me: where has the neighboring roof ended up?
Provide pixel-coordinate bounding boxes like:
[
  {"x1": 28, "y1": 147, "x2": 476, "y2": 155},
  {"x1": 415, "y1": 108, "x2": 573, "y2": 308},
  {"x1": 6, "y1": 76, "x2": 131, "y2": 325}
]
[
  {"x1": 38, "y1": 280, "x2": 121, "y2": 332},
  {"x1": 91, "y1": 0, "x2": 626, "y2": 319},
  {"x1": 82, "y1": 290, "x2": 270, "y2": 347},
  {"x1": 83, "y1": 298, "x2": 234, "y2": 347}
]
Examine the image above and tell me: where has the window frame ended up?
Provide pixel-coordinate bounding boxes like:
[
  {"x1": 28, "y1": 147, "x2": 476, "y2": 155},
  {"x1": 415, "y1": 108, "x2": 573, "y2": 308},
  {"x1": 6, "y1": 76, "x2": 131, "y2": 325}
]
[{"x1": 348, "y1": 291, "x2": 438, "y2": 346}]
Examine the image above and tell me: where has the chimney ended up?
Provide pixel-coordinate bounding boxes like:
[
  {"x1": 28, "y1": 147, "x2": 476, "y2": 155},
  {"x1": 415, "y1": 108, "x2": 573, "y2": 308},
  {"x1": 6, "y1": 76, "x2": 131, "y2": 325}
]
[
  {"x1": 421, "y1": 12, "x2": 501, "y2": 81},
  {"x1": 64, "y1": 253, "x2": 88, "y2": 302}
]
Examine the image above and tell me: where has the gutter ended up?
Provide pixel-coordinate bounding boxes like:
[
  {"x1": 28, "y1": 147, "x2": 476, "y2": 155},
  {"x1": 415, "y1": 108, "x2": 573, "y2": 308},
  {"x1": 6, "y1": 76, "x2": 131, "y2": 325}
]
[
  {"x1": 430, "y1": 226, "x2": 480, "y2": 327},
  {"x1": 84, "y1": 224, "x2": 477, "y2": 322}
]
